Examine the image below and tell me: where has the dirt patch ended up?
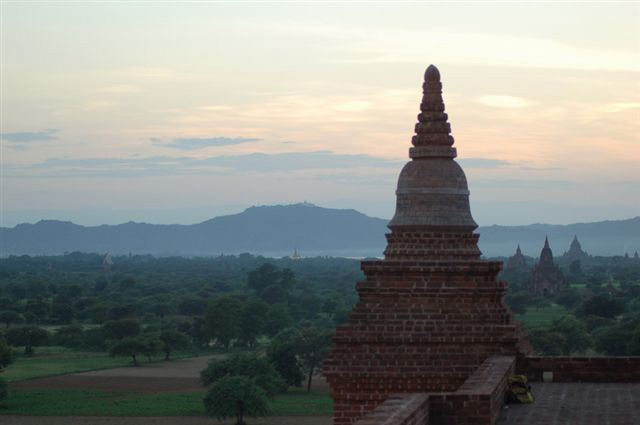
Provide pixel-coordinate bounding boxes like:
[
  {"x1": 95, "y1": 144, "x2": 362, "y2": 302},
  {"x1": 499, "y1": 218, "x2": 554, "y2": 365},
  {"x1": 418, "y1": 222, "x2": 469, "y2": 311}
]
[
  {"x1": 80, "y1": 356, "x2": 216, "y2": 378},
  {"x1": 10, "y1": 356, "x2": 216, "y2": 392},
  {"x1": 10, "y1": 355, "x2": 332, "y2": 394},
  {"x1": 0, "y1": 416, "x2": 331, "y2": 425}
]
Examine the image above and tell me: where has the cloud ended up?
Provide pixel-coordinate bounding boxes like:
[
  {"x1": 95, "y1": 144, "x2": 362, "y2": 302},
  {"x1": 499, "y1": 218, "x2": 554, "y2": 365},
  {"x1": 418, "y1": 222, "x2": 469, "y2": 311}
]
[
  {"x1": 152, "y1": 136, "x2": 261, "y2": 150},
  {"x1": 7, "y1": 151, "x2": 400, "y2": 178},
  {"x1": 458, "y1": 158, "x2": 512, "y2": 169},
  {"x1": 1, "y1": 129, "x2": 59, "y2": 143},
  {"x1": 475, "y1": 95, "x2": 532, "y2": 109},
  {"x1": 151, "y1": 137, "x2": 260, "y2": 151}
]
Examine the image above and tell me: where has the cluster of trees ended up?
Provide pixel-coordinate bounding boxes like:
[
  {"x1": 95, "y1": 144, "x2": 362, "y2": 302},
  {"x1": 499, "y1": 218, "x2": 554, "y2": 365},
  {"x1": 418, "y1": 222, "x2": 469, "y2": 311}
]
[
  {"x1": 0, "y1": 331, "x2": 12, "y2": 403},
  {"x1": 502, "y1": 261, "x2": 640, "y2": 355},
  {"x1": 200, "y1": 324, "x2": 334, "y2": 425},
  {"x1": 0, "y1": 254, "x2": 358, "y2": 332},
  {"x1": 0, "y1": 254, "x2": 352, "y2": 378}
]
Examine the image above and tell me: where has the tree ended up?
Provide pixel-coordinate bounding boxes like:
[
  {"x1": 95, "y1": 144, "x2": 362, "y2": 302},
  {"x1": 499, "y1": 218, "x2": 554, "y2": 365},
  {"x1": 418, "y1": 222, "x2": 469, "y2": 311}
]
[
  {"x1": 553, "y1": 288, "x2": 581, "y2": 309},
  {"x1": 0, "y1": 310, "x2": 24, "y2": 327},
  {"x1": 0, "y1": 336, "x2": 11, "y2": 403},
  {"x1": 293, "y1": 326, "x2": 334, "y2": 392},
  {"x1": 102, "y1": 319, "x2": 141, "y2": 340},
  {"x1": 579, "y1": 295, "x2": 625, "y2": 319},
  {"x1": 505, "y1": 292, "x2": 532, "y2": 315},
  {"x1": 6, "y1": 326, "x2": 49, "y2": 355},
  {"x1": 260, "y1": 285, "x2": 288, "y2": 305},
  {"x1": 0, "y1": 338, "x2": 12, "y2": 369},
  {"x1": 24, "y1": 299, "x2": 49, "y2": 322},
  {"x1": 527, "y1": 328, "x2": 566, "y2": 356},
  {"x1": 200, "y1": 353, "x2": 286, "y2": 397},
  {"x1": 549, "y1": 316, "x2": 591, "y2": 355},
  {"x1": 580, "y1": 315, "x2": 616, "y2": 332},
  {"x1": 53, "y1": 324, "x2": 84, "y2": 348},
  {"x1": 50, "y1": 302, "x2": 74, "y2": 325},
  {"x1": 106, "y1": 304, "x2": 136, "y2": 321},
  {"x1": 268, "y1": 328, "x2": 304, "y2": 387},
  {"x1": 204, "y1": 296, "x2": 242, "y2": 348},
  {"x1": 629, "y1": 328, "x2": 640, "y2": 356},
  {"x1": 177, "y1": 297, "x2": 207, "y2": 316},
  {"x1": 151, "y1": 303, "x2": 173, "y2": 319},
  {"x1": 248, "y1": 263, "x2": 281, "y2": 293},
  {"x1": 238, "y1": 299, "x2": 268, "y2": 347},
  {"x1": 109, "y1": 336, "x2": 146, "y2": 366},
  {"x1": 203, "y1": 375, "x2": 269, "y2": 425},
  {"x1": 264, "y1": 304, "x2": 293, "y2": 337},
  {"x1": 594, "y1": 325, "x2": 635, "y2": 355},
  {"x1": 139, "y1": 334, "x2": 163, "y2": 361},
  {"x1": 159, "y1": 330, "x2": 189, "y2": 360}
]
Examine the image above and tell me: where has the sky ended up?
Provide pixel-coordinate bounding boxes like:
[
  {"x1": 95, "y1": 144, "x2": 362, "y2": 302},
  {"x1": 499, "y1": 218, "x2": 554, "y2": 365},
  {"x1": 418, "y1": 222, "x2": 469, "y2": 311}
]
[{"x1": 1, "y1": 2, "x2": 639, "y2": 227}]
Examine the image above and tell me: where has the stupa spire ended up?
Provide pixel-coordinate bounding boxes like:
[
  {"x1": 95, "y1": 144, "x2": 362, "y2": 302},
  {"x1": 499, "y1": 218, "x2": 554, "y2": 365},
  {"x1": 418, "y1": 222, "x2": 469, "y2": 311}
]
[
  {"x1": 544, "y1": 236, "x2": 550, "y2": 249},
  {"x1": 387, "y1": 65, "x2": 477, "y2": 236},
  {"x1": 516, "y1": 244, "x2": 522, "y2": 255},
  {"x1": 410, "y1": 64, "x2": 456, "y2": 159}
]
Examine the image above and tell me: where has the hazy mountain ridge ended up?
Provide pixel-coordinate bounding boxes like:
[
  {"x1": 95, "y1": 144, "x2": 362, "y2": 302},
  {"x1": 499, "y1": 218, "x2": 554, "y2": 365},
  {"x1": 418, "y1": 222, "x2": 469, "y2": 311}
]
[{"x1": 1, "y1": 204, "x2": 638, "y2": 257}]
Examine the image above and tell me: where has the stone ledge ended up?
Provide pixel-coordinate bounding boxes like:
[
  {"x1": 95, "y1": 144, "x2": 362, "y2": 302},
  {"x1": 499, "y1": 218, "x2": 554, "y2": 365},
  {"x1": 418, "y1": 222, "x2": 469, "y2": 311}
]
[
  {"x1": 350, "y1": 356, "x2": 515, "y2": 425},
  {"x1": 429, "y1": 355, "x2": 515, "y2": 425},
  {"x1": 517, "y1": 356, "x2": 640, "y2": 382},
  {"x1": 354, "y1": 393, "x2": 430, "y2": 425}
]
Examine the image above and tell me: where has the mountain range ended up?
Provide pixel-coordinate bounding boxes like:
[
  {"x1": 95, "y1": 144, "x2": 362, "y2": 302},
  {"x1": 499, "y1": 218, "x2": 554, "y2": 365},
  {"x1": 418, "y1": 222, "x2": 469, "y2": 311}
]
[{"x1": 1, "y1": 203, "x2": 638, "y2": 258}]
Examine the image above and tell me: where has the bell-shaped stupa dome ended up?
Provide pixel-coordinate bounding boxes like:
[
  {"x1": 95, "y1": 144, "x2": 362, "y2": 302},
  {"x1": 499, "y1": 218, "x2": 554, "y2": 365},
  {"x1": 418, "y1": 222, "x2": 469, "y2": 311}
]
[{"x1": 388, "y1": 65, "x2": 477, "y2": 230}]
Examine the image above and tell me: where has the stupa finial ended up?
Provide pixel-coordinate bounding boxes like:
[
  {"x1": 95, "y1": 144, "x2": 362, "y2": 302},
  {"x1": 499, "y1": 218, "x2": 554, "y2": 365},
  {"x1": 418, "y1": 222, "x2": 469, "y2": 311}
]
[{"x1": 425, "y1": 64, "x2": 441, "y2": 84}]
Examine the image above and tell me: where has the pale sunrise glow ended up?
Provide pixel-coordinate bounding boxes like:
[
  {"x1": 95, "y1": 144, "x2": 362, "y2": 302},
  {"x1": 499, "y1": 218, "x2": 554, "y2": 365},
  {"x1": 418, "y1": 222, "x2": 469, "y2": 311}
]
[{"x1": 1, "y1": 2, "x2": 639, "y2": 227}]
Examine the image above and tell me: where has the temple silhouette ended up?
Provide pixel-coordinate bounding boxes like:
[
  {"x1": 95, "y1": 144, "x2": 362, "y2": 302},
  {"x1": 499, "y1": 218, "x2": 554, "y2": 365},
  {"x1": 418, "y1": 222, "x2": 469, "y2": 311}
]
[{"x1": 529, "y1": 237, "x2": 564, "y2": 296}]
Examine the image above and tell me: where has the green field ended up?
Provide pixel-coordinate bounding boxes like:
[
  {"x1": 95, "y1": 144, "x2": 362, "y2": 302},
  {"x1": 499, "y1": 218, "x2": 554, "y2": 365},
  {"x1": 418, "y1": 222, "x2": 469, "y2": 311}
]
[
  {"x1": 516, "y1": 303, "x2": 569, "y2": 327},
  {"x1": 0, "y1": 389, "x2": 333, "y2": 416},
  {"x1": 2, "y1": 346, "x2": 203, "y2": 382}
]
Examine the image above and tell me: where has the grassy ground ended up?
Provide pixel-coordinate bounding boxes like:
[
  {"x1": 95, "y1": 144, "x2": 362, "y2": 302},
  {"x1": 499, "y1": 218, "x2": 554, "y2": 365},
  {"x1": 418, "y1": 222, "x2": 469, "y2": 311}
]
[
  {"x1": 3, "y1": 347, "x2": 206, "y2": 382},
  {"x1": 516, "y1": 303, "x2": 569, "y2": 327},
  {"x1": 0, "y1": 389, "x2": 333, "y2": 416}
]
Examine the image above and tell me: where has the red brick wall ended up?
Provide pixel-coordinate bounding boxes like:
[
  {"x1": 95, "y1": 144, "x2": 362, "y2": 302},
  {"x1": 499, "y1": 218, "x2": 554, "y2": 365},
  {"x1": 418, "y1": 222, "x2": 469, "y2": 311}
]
[
  {"x1": 518, "y1": 356, "x2": 640, "y2": 382},
  {"x1": 353, "y1": 394, "x2": 430, "y2": 425},
  {"x1": 429, "y1": 356, "x2": 515, "y2": 425},
  {"x1": 324, "y1": 255, "x2": 529, "y2": 424}
]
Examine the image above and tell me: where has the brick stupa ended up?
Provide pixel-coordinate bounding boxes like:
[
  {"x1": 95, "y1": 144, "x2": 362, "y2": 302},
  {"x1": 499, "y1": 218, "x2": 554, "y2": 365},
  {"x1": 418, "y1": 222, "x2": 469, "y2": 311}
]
[{"x1": 324, "y1": 65, "x2": 531, "y2": 425}]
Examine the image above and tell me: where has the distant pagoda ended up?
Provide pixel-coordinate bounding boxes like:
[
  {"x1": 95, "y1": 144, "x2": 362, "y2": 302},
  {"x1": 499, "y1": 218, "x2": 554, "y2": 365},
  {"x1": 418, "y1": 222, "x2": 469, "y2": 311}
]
[
  {"x1": 506, "y1": 244, "x2": 528, "y2": 271},
  {"x1": 561, "y1": 235, "x2": 589, "y2": 264},
  {"x1": 529, "y1": 237, "x2": 564, "y2": 296}
]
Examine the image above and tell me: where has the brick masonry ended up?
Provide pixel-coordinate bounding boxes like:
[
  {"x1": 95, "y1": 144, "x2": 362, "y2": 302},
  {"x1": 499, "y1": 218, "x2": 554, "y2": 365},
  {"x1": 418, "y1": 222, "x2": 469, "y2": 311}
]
[{"x1": 353, "y1": 394, "x2": 430, "y2": 425}]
